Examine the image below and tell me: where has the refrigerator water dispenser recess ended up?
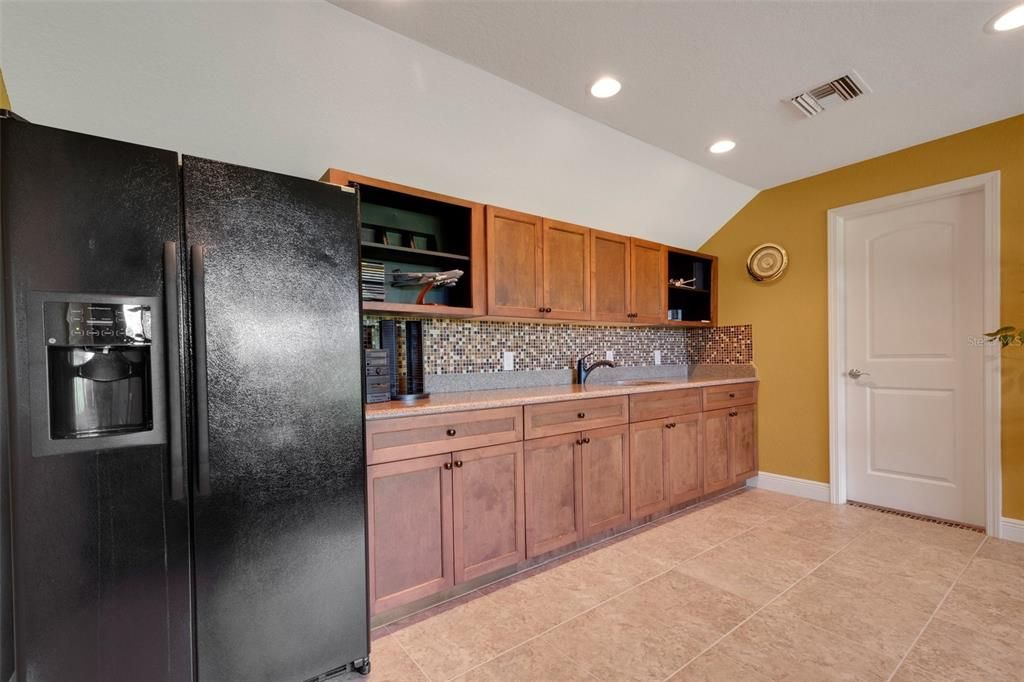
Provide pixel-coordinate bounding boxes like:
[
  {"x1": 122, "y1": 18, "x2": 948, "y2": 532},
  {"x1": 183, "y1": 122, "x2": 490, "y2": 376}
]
[
  {"x1": 28, "y1": 294, "x2": 167, "y2": 457},
  {"x1": 44, "y1": 301, "x2": 154, "y2": 439}
]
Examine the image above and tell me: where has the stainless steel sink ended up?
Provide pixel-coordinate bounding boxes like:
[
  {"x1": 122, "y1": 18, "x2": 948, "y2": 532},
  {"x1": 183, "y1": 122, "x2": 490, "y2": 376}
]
[{"x1": 606, "y1": 379, "x2": 670, "y2": 386}]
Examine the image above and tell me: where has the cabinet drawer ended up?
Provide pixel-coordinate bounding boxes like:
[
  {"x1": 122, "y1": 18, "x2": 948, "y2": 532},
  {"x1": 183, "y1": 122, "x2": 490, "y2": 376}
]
[
  {"x1": 524, "y1": 396, "x2": 628, "y2": 439},
  {"x1": 366, "y1": 407, "x2": 524, "y2": 465},
  {"x1": 701, "y1": 382, "x2": 758, "y2": 411},
  {"x1": 629, "y1": 388, "x2": 701, "y2": 422}
]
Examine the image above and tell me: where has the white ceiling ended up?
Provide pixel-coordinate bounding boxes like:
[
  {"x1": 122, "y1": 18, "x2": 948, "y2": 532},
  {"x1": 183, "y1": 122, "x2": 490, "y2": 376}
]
[{"x1": 335, "y1": 0, "x2": 1024, "y2": 189}]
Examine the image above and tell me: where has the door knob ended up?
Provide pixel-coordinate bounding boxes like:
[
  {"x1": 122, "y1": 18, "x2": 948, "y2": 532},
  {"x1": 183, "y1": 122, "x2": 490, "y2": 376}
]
[{"x1": 847, "y1": 369, "x2": 870, "y2": 379}]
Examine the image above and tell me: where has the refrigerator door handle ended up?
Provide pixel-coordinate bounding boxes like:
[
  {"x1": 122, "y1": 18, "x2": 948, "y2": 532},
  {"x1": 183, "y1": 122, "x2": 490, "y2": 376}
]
[
  {"x1": 164, "y1": 241, "x2": 186, "y2": 501},
  {"x1": 191, "y1": 244, "x2": 212, "y2": 496}
]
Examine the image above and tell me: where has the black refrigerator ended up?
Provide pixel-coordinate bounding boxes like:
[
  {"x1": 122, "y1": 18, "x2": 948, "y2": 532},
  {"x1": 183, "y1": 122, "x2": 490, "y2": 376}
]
[{"x1": 0, "y1": 115, "x2": 370, "y2": 681}]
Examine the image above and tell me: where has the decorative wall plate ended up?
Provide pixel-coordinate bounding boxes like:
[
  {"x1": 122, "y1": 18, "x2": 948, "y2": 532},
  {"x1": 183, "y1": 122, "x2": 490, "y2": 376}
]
[{"x1": 746, "y1": 243, "x2": 789, "y2": 281}]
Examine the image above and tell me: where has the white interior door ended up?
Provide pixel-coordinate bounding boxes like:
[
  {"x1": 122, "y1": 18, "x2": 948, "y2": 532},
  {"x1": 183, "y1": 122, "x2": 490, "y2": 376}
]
[{"x1": 842, "y1": 189, "x2": 986, "y2": 526}]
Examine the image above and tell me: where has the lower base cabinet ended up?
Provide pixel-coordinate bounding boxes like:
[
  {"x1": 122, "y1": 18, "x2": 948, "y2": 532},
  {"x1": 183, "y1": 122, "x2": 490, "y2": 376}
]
[
  {"x1": 367, "y1": 443, "x2": 525, "y2": 615},
  {"x1": 523, "y1": 425, "x2": 630, "y2": 558},
  {"x1": 702, "y1": 404, "x2": 757, "y2": 494},
  {"x1": 629, "y1": 413, "x2": 703, "y2": 519},
  {"x1": 367, "y1": 454, "x2": 454, "y2": 616}
]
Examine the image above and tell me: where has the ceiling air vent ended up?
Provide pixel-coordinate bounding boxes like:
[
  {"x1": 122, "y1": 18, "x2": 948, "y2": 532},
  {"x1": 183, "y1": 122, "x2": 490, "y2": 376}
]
[{"x1": 789, "y1": 73, "x2": 869, "y2": 118}]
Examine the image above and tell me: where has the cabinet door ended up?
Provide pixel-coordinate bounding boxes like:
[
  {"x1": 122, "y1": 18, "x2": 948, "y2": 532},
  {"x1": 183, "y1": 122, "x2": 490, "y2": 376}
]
[
  {"x1": 524, "y1": 433, "x2": 583, "y2": 557},
  {"x1": 590, "y1": 230, "x2": 631, "y2": 322},
  {"x1": 628, "y1": 419, "x2": 671, "y2": 519},
  {"x1": 667, "y1": 413, "x2": 703, "y2": 505},
  {"x1": 542, "y1": 219, "x2": 590, "y2": 320},
  {"x1": 580, "y1": 425, "x2": 630, "y2": 537},
  {"x1": 702, "y1": 408, "x2": 733, "y2": 494},
  {"x1": 630, "y1": 238, "x2": 667, "y2": 324},
  {"x1": 486, "y1": 206, "x2": 544, "y2": 317},
  {"x1": 729, "y1": 404, "x2": 758, "y2": 483},
  {"x1": 367, "y1": 454, "x2": 453, "y2": 615},
  {"x1": 452, "y1": 442, "x2": 526, "y2": 583}
]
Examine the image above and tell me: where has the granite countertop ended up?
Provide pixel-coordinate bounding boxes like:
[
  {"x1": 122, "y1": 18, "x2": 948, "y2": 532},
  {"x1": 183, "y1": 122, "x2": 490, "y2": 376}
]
[{"x1": 364, "y1": 375, "x2": 758, "y2": 420}]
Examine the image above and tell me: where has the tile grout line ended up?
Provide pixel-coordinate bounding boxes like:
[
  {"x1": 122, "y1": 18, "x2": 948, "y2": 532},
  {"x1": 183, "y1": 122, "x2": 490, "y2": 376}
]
[
  {"x1": 448, "y1": 494, "x2": 803, "y2": 680},
  {"x1": 883, "y1": 535, "x2": 989, "y2": 682},
  {"x1": 659, "y1": 510, "x2": 885, "y2": 682}
]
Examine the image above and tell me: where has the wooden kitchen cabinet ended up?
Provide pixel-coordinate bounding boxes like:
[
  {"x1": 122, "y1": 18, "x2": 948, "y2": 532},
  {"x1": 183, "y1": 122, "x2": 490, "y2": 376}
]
[
  {"x1": 365, "y1": 406, "x2": 523, "y2": 465},
  {"x1": 590, "y1": 230, "x2": 632, "y2": 323},
  {"x1": 702, "y1": 408, "x2": 733, "y2": 494},
  {"x1": 628, "y1": 419, "x2": 672, "y2": 518},
  {"x1": 452, "y1": 442, "x2": 526, "y2": 583},
  {"x1": 523, "y1": 395, "x2": 628, "y2": 439},
  {"x1": 729, "y1": 404, "x2": 758, "y2": 482},
  {"x1": 629, "y1": 412, "x2": 703, "y2": 519},
  {"x1": 524, "y1": 433, "x2": 583, "y2": 557},
  {"x1": 367, "y1": 454, "x2": 454, "y2": 615},
  {"x1": 542, "y1": 219, "x2": 590, "y2": 320},
  {"x1": 701, "y1": 402, "x2": 757, "y2": 494},
  {"x1": 486, "y1": 206, "x2": 544, "y2": 317},
  {"x1": 580, "y1": 425, "x2": 630, "y2": 538},
  {"x1": 630, "y1": 238, "x2": 667, "y2": 324},
  {"x1": 667, "y1": 413, "x2": 703, "y2": 505}
]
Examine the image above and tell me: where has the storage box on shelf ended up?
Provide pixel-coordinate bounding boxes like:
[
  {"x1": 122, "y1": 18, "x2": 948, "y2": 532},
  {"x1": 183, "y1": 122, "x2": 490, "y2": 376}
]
[
  {"x1": 363, "y1": 381, "x2": 757, "y2": 620},
  {"x1": 320, "y1": 169, "x2": 486, "y2": 316}
]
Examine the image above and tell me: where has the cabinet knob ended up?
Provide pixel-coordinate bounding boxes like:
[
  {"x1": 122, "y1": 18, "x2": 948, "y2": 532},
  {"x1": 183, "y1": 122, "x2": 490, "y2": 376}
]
[
  {"x1": 728, "y1": 392, "x2": 736, "y2": 398},
  {"x1": 575, "y1": 439, "x2": 583, "y2": 445},
  {"x1": 582, "y1": 437, "x2": 591, "y2": 444},
  {"x1": 666, "y1": 422, "x2": 676, "y2": 429},
  {"x1": 729, "y1": 411, "x2": 738, "y2": 417},
  {"x1": 545, "y1": 307, "x2": 552, "y2": 313},
  {"x1": 538, "y1": 307, "x2": 545, "y2": 313},
  {"x1": 577, "y1": 412, "x2": 586, "y2": 419},
  {"x1": 446, "y1": 428, "x2": 457, "y2": 437},
  {"x1": 454, "y1": 460, "x2": 463, "y2": 468},
  {"x1": 443, "y1": 461, "x2": 453, "y2": 470}
]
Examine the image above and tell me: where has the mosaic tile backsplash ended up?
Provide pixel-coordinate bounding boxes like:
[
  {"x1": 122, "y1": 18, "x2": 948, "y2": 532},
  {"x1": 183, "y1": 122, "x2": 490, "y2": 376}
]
[{"x1": 363, "y1": 316, "x2": 752, "y2": 375}]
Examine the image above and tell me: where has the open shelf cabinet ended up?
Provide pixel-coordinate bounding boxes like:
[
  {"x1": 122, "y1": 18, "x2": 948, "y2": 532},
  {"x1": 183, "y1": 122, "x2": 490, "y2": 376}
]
[
  {"x1": 321, "y1": 169, "x2": 486, "y2": 316},
  {"x1": 665, "y1": 247, "x2": 717, "y2": 326}
]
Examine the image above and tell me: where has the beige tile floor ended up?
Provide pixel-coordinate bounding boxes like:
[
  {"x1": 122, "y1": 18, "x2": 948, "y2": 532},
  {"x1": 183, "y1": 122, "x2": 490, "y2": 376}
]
[{"x1": 343, "y1": 489, "x2": 1024, "y2": 682}]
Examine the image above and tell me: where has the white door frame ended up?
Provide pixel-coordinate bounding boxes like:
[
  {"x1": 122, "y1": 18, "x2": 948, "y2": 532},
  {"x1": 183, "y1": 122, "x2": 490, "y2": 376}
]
[{"x1": 827, "y1": 172, "x2": 1002, "y2": 536}]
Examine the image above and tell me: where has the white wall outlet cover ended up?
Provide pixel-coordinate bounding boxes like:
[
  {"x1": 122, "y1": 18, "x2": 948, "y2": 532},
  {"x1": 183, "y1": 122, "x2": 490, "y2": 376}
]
[
  {"x1": 605, "y1": 350, "x2": 614, "y2": 362},
  {"x1": 654, "y1": 350, "x2": 662, "y2": 365},
  {"x1": 502, "y1": 351, "x2": 515, "y2": 371}
]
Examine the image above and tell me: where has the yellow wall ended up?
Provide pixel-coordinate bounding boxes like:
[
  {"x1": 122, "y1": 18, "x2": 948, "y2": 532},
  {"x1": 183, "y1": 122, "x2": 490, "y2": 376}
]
[{"x1": 701, "y1": 114, "x2": 1024, "y2": 519}]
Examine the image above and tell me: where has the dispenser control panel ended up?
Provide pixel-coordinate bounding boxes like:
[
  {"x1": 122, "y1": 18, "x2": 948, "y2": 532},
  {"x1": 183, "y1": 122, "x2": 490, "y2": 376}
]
[{"x1": 44, "y1": 302, "x2": 152, "y2": 346}]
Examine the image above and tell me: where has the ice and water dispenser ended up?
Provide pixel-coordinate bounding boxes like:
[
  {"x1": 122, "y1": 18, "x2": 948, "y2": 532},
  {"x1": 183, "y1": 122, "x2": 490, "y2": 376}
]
[
  {"x1": 30, "y1": 296, "x2": 166, "y2": 457},
  {"x1": 44, "y1": 301, "x2": 154, "y2": 439}
]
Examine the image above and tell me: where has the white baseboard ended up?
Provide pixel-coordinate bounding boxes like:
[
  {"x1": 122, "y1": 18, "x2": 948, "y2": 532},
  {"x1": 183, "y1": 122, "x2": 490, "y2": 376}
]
[
  {"x1": 747, "y1": 471, "x2": 831, "y2": 503},
  {"x1": 999, "y1": 517, "x2": 1024, "y2": 543}
]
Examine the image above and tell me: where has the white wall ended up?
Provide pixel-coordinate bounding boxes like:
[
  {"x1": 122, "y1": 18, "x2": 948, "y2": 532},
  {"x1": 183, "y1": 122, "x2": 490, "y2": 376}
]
[{"x1": 0, "y1": 0, "x2": 756, "y2": 248}]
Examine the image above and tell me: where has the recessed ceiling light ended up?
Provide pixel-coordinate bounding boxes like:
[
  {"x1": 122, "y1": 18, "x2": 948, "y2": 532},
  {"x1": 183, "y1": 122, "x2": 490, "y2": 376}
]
[
  {"x1": 990, "y1": 4, "x2": 1024, "y2": 31},
  {"x1": 590, "y1": 77, "x2": 621, "y2": 99},
  {"x1": 709, "y1": 140, "x2": 736, "y2": 154}
]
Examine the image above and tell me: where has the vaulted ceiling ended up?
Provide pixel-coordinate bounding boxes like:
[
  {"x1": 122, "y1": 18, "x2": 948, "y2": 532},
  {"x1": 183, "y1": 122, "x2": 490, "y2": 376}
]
[{"x1": 337, "y1": 0, "x2": 1024, "y2": 188}]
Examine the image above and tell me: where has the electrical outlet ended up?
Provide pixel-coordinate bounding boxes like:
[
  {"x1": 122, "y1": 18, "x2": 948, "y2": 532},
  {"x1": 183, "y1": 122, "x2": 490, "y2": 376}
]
[
  {"x1": 605, "y1": 350, "x2": 614, "y2": 362},
  {"x1": 502, "y1": 351, "x2": 515, "y2": 371},
  {"x1": 654, "y1": 350, "x2": 662, "y2": 365}
]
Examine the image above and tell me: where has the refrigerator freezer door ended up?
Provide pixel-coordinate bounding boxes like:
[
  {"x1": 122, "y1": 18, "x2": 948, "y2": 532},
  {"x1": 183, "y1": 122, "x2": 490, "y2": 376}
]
[
  {"x1": 183, "y1": 156, "x2": 368, "y2": 681},
  {"x1": 2, "y1": 119, "x2": 192, "y2": 681}
]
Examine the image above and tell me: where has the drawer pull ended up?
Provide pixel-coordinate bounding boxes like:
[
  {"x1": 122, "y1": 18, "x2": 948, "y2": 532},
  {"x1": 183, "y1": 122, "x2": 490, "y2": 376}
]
[
  {"x1": 446, "y1": 428, "x2": 457, "y2": 437},
  {"x1": 577, "y1": 412, "x2": 586, "y2": 419},
  {"x1": 443, "y1": 461, "x2": 453, "y2": 470},
  {"x1": 453, "y1": 460, "x2": 463, "y2": 468}
]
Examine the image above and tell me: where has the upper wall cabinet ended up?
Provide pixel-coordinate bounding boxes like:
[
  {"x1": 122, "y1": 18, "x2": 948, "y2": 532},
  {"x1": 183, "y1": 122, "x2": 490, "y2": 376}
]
[
  {"x1": 486, "y1": 208, "x2": 591, "y2": 319},
  {"x1": 630, "y1": 238, "x2": 668, "y2": 324},
  {"x1": 590, "y1": 230, "x2": 631, "y2": 323},
  {"x1": 321, "y1": 168, "x2": 486, "y2": 316},
  {"x1": 486, "y1": 206, "x2": 544, "y2": 317}
]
